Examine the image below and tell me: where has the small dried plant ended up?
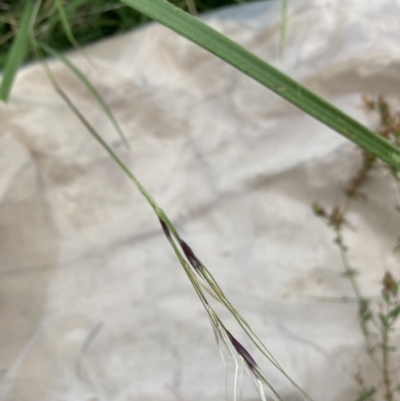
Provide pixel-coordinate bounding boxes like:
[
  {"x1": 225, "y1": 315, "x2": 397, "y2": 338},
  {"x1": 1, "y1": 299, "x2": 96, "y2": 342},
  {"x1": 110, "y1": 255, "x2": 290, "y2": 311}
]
[{"x1": 313, "y1": 96, "x2": 400, "y2": 401}]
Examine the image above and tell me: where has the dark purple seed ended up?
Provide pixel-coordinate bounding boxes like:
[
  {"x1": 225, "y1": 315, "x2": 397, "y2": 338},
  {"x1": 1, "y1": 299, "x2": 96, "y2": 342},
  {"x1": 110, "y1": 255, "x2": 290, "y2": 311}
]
[
  {"x1": 226, "y1": 331, "x2": 257, "y2": 369},
  {"x1": 180, "y1": 239, "x2": 202, "y2": 271},
  {"x1": 159, "y1": 218, "x2": 171, "y2": 240}
]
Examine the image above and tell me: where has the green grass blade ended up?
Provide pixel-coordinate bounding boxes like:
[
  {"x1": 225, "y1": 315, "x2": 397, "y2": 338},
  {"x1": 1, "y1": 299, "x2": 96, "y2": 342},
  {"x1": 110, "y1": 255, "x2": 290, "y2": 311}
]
[
  {"x1": 40, "y1": 59, "x2": 154, "y2": 209},
  {"x1": 43, "y1": 0, "x2": 89, "y2": 42},
  {"x1": 120, "y1": 0, "x2": 400, "y2": 170},
  {"x1": 36, "y1": 41, "x2": 130, "y2": 148},
  {"x1": 53, "y1": 0, "x2": 80, "y2": 49},
  {"x1": 0, "y1": 0, "x2": 34, "y2": 102},
  {"x1": 279, "y1": 0, "x2": 288, "y2": 61}
]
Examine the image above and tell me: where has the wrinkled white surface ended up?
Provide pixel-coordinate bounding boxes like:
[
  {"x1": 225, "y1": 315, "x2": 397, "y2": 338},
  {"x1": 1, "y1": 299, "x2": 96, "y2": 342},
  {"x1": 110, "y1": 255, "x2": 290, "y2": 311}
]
[{"x1": 1, "y1": 0, "x2": 400, "y2": 400}]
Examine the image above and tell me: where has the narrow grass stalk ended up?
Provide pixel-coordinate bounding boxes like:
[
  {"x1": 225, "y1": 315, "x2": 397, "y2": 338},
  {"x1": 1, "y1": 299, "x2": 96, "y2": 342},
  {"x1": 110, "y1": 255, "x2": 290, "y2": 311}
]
[
  {"x1": 333, "y1": 225, "x2": 383, "y2": 373},
  {"x1": 36, "y1": 41, "x2": 130, "y2": 148},
  {"x1": 0, "y1": 0, "x2": 34, "y2": 102},
  {"x1": 53, "y1": 0, "x2": 81, "y2": 50},
  {"x1": 120, "y1": 0, "x2": 400, "y2": 171},
  {"x1": 381, "y1": 307, "x2": 393, "y2": 401},
  {"x1": 34, "y1": 46, "x2": 312, "y2": 401},
  {"x1": 279, "y1": 0, "x2": 288, "y2": 62},
  {"x1": 53, "y1": 0, "x2": 96, "y2": 67},
  {"x1": 43, "y1": 0, "x2": 90, "y2": 41}
]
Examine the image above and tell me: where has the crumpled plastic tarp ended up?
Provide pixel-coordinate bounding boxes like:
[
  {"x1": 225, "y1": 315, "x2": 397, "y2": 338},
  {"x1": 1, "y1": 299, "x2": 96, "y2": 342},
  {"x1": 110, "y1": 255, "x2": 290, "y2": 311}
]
[{"x1": 1, "y1": 0, "x2": 400, "y2": 400}]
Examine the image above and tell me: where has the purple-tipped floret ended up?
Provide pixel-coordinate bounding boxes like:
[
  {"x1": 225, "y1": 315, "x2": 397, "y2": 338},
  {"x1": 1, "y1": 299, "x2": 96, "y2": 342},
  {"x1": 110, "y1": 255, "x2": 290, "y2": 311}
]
[
  {"x1": 159, "y1": 218, "x2": 171, "y2": 240},
  {"x1": 226, "y1": 331, "x2": 257, "y2": 369},
  {"x1": 179, "y1": 239, "x2": 202, "y2": 271}
]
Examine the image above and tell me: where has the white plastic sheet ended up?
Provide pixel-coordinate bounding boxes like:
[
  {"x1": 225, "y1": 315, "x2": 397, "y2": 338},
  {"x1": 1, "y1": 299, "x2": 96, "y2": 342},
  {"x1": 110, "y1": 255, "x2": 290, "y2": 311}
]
[{"x1": 1, "y1": 1, "x2": 400, "y2": 400}]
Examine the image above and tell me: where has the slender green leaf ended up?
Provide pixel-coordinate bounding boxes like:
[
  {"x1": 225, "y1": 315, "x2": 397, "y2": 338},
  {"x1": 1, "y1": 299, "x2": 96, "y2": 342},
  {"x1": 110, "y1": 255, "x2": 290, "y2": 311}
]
[
  {"x1": 120, "y1": 0, "x2": 400, "y2": 170},
  {"x1": 36, "y1": 41, "x2": 130, "y2": 148},
  {"x1": 43, "y1": 0, "x2": 89, "y2": 41},
  {"x1": 279, "y1": 0, "x2": 288, "y2": 61},
  {"x1": 0, "y1": 0, "x2": 34, "y2": 102},
  {"x1": 53, "y1": 0, "x2": 80, "y2": 49}
]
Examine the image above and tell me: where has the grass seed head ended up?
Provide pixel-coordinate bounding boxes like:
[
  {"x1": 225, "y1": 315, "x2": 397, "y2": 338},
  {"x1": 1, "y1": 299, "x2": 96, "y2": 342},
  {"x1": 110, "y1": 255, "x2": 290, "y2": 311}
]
[
  {"x1": 179, "y1": 239, "x2": 203, "y2": 271},
  {"x1": 226, "y1": 330, "x2": 258, "y2": 371},
  {"x1": 159, "y1": 218, "x2": 172, "y2": 240}
]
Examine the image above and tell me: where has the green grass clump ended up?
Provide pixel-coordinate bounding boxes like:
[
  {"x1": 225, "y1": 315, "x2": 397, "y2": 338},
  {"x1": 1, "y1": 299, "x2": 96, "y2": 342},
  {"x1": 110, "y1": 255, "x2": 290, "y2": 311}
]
[{"x1": 0, "y1": 0, "x2": 252, "y2": 70}]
